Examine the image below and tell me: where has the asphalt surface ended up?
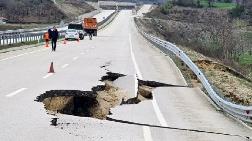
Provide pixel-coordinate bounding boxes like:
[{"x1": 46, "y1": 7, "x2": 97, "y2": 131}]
[{"x1": 0, "y1": 6, "x2": 252, "y2": 141}]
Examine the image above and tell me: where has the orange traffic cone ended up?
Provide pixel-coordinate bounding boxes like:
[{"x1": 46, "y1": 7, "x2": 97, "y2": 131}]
[
  {"x1": 48, "y1": 62, "x2": 55, "y2": 73},
  {"x1": 63, "y1": 39, "x2": 66, "y2": 44},
  {"x1": 45, "y1": 41, "x2": 49, "y2": 48}
]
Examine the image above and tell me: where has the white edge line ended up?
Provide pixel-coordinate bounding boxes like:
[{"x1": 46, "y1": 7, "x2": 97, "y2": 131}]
[
  {"x1": 6, "y1": 88, "x2": 27, "y2": 97},
  {"x1": 155, "y1": 47, "x2": 187, "y2": 86},
  {"x1": 149, "y1": 41, "x2": 222, "y2": 111},
  {"x1": 130, "y1": 34, "x2": 140, "y2": 97},
  {"x1": 129, "y1": 33, "x2": 153, "y2": 141},
  {"x1": 129, "y1": 33, "x2": 142, "y2": 79},
  {"x1": 134, "y1": 74, "x2": 138, "y2": 97},
  {"x1": 43, "y1": 73, "x2": 53, "y2": 79},
  {"x1": 143, "y1": 126, "x2": 153, "y2": 141},
  {"x1": 152, "y1": 96, "x2": 168, "y2": 127},
  {"x1": 226, "y1": 112, "x2": 252, "y2": 130}
]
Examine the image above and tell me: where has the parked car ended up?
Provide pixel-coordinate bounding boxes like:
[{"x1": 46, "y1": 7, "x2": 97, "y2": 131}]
[
  {"x1": 68, "y1": 24, "x2": 85, "y2": 40},
  {"x1": 65, "y1": 29, "x2": 79, "y2": 40}
]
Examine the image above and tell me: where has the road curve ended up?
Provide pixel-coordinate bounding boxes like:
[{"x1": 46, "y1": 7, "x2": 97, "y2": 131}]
[{"x1": 0, "y1": 7, "x2": 251, "y2": 141}]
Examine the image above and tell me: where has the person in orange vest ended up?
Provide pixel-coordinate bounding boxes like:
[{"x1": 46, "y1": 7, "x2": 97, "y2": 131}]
[{"x1": 43, "y1": 32, "x2": 50, "y2": 47}]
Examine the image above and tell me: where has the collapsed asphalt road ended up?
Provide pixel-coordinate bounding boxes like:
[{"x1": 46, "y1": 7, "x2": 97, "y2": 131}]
[
  {"x1": 1, "y1": 9, "x2": 252, "y2": 141},
  {"x1": 36, "y1": 72, "x2": 181, "y2": 120}
]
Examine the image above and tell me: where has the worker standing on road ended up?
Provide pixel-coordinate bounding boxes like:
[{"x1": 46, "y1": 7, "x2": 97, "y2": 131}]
[
  {"x1": 50, "y1": 26, "x2": 59, "y2": 52},
  {"x1": 87, "y1": 30, "x2": 92, "y2": 40},
  {"x1": 43, "y1": 32, "x2": 50, "y2": 47},
  {"x1": 48, "y1": 28, "x2": 52, "y2": 39}
]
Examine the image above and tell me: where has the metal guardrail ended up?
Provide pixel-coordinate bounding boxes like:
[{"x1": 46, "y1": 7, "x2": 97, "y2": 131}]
[
  {"x1": 136, "y1": 24, "x2": 252, "y2": 124},
  {"x1": 98, "y1": 10, "x2": 118, "y2": 30},
  {"x1": 0, "y1": 30, "x2": 66, "y2": 46},
  {"x1": 0, "y1": 10, "x2": 117, "y2": 47}
]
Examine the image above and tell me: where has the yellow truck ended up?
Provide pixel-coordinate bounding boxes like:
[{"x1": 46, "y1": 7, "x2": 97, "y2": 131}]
[{"x1": 83, "y1": 18, "x2": 97, "y2": 37}]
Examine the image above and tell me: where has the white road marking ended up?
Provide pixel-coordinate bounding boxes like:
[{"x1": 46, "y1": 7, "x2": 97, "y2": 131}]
[
  {"x1": 143, "y1": 126, "x2": 153, "y2": 141},
  {"x1": 130, "y1": 33, "x2": 141, "y2": 97},
  {"x1": 129, "y1": 34, "x2": 153, "y2": 141},
  {"x1": 0, "y1": 49, "x2": 47, "y2": 62},
  {"x1": 6, "y1": 88, "x2": 27, "y2": 97},
  {"x1": 129, "y1": 33, "x2": 168, "y2": 141},
  {"x1": 61, "y1": 64, "x2": 69, "y2": 69},
  {"x1": 73, "y1": 56, "x2": 79, "y2": 61},
  {"x1": 134, "y1": 74, "x2": 138, "y2": 97},
  {"x1": 152, "y1": 96, "x2": 168, "y2": 127},
  {"x1": 81, "y1": 52, "x2": 85, "y2": 55},
  {"x1": 129, "y1": 34, "x2": 142, "y2": 79},
  {"x1": 43, "y1": 73, "x2": 53, "y2": 79}
]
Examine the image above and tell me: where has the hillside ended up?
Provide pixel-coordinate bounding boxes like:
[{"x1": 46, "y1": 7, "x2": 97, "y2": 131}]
[
  {"x1": 0, "y1": 0, "x2": 95, "y2": 24},
  {"x1": 135, "y1": 5, "x2": 252, "y2": 105}
]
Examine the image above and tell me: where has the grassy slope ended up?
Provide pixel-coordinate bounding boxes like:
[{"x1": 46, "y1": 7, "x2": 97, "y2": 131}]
[
  {"x1": 240, "y1": 53, "x2": 252, "y2": 65},
  {"x1": 200, "y1": 0, "x2": 236, "y2": 9}
]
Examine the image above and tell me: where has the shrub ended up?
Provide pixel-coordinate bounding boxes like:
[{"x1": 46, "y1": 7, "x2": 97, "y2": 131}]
[
  {"x1": 161, "y1": 1, "x2": 173, "y2": 14},
  {"x1": 230, "y1": 5, "x2": 245, "y2": 18}
]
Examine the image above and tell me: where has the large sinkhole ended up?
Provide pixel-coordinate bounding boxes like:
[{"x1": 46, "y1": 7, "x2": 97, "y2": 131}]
[
  {"x1": 35, "y1": 72, "x2": 187, "y2": 123},
  {"x1": 36, "y1": 90, "x2": 98, "y2": 117}
]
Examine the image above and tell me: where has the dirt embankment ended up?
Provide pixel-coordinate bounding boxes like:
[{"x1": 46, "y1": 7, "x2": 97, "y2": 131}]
[
  {"x1": 0, "y1": 0, "x2": 94, "y2": 24},
  {"x1": 135, "y1": 16, "x2": 252, "y2": 106},
  {"x1": 196, "y1": 60, "x2": 252, "y2": 105},
  {"x1": 181, "y1": 48, "x2": 252, "y2": 105}
]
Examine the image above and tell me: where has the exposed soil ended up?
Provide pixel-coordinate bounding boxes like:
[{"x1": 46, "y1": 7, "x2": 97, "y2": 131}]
[
  {"x1": 195, "y1": 60, "x2": 252, "y2": 105},
  {"x1": 169, "y1": 46, "x2": 252, "y2": 105},
  {"x1": 35, "y1": 72, "x2": 175, "y2": 123}
]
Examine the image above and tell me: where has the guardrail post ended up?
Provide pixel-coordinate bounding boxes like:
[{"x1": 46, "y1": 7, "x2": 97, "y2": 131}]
[
  {"x1": 11, "y1": 34, "x2": 14, "y2": 44},
  {"x1": 11, "y1": 34, "x2": 13, "y2": 44},
  {"x1": 2, "y1": 35, "x2": 5, "y2": 45},
  {"x1": 0, "y1": 35, "x2": 2, "y2": 46},
  {"x1": 6, "y1": 36, "x2": 10, "y2": 45},
  {"x1": 24, "y1": 34, "x2": 26, "y2": 42},
  {"x1": 15, "y1": 34, "x2": 18, "y2": 44},
  {"x1": 40, "y1": 34, "x2": 42, "y2": 41},
  {"x1": 10, "y1": 35, "x2": 12, "y2": 45},
  {"x1": 20, "y1": 34, "x2": 22, "y2": 43}
]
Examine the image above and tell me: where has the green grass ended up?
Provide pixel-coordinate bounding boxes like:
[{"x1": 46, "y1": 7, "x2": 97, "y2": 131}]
[
  {"x1": 200, "y1": 0, "x2": 236, "y2": 9},
  {"x1": 243, "y1": 31, "x2": 252, "y2": 40},
  {"x1": 239, "y1": 53, "x2": 252, "y2": 65}
]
